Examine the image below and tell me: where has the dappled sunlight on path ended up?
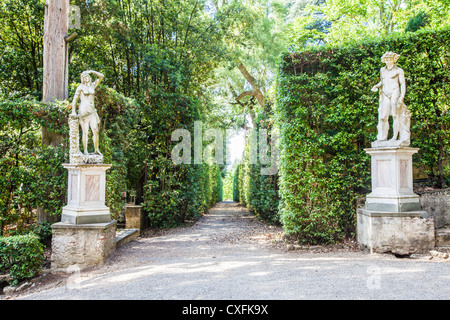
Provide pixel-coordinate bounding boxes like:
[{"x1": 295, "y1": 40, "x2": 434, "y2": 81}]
[{"x1": 13, "y1": 201, "x2": 450, "y2": 300}]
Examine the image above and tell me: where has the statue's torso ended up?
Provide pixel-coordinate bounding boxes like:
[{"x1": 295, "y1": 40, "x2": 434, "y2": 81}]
[
  {"x1": 78, "y1": 84, "x2": 96, "y2": 118},
  {"x1": 380, "y1": 67, "x2": 402, "y2": 97}
]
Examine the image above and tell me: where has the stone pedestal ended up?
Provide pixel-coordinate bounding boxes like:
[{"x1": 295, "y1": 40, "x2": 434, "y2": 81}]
[
  {"x1": 51, "y1": 221, "x2": 117, "y2": 271},
  {"x1": 365, "y1": 147, "x2": 423, "y2": 212},
  {"x1": 51, "y1": 163, "x2": 117, "y2": 270},
  {"x1": 125, "y1": 205, "x2": 145, "y2": 234},
  {"x1": 357, "y1": 146, "x2": 435, "y2": 254},
  {"x1": 357, "y1": 210, "x2": 434, "y2": 255},
  {"x1": 61, "y1": 163, "x2": 112, "y2": 224}
]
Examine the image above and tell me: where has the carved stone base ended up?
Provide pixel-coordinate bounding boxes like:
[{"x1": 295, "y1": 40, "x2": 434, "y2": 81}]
[
  {"x1": 61, "y1": 163, "x2": 112, "y2": 224},
  {"x1": 364, "y1": 147, "x2": 421, "y2": 212},
  {"x1": 71, "y1": 152, "x2": 104, "y2": 165},
  {"x1": 371, "y1": 139, "x2": 410, "y2": 148},
  {"x1": 357, "y1": 146, "x2": 435, "y2": 255}
]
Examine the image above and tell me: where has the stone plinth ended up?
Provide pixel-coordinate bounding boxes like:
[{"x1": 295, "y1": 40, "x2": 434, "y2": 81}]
[
  {"x1": 364, "y1": 147, "x2": 422, "y2": 212},
  {"x1": 51, "y1": 221, "x2": 117, "y2": 270},
  {"x1": 357, "y1": 210, "x2": 435, "y2": 255},
  {"x1": 61, "y1": 163, "x2": 112, "y2": 224},
  {"x1": 357, "y1": 146, "x2": 435, "y2": 254},
  {"x1": 125, "y1": 205, "x2": 144, "y2": 234}
]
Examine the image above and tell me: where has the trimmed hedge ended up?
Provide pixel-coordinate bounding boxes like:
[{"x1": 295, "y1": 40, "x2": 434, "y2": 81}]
[
  {"x1": 275, "y1": 27, "x2": 450, "y2": 243},
  {"x1": 138, "y1": 93, "x2": 223, "y2": 228},
  {"x1": 0, "y1": 234, "x2": 44, "y2": 285},
  {"x1": 234, "y1": 105, "x2": 280, "y2": 224}
]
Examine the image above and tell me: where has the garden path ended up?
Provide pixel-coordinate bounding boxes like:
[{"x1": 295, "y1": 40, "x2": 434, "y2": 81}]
[{"x1": 10, "y1": 201, "x2": 450, "y2": 300}]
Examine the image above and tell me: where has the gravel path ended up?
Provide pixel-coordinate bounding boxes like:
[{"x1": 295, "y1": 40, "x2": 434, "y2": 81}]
[{"x1": 9, "y1": 201, "x2": 450, "y2": 300}]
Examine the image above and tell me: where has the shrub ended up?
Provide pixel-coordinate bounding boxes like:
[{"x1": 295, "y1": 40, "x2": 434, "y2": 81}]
[
  {"x1": 0, "y1": 234, "x2": 44, "y2": 285},
  {"x1": 32, "y1": 222, "x2": 52, "y2": 247},
  {"x1": 139, "y1": 92, "x2": 222, "y2": 228}
]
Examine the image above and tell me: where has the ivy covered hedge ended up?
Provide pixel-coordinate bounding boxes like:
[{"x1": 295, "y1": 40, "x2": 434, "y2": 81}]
[
  {"x1": 275, "y1": 27, "x2": 450, "y2": 244},
  {"x1": 127, "y1": 92, "x2": 222, "y2": 228}
]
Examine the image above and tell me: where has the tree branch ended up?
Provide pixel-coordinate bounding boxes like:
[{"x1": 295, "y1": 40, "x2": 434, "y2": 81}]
[
  {"x1": 235, "y1": 90, "x2": 256, "y2": 101},
  {"x1": 237, "y1": 62, "x2": 265, "y2": 108}
]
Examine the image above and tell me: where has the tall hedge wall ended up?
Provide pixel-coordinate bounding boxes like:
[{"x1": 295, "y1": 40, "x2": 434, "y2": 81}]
[{"x1": 275, "y1": 27, "x2": 450, "y2": 244}]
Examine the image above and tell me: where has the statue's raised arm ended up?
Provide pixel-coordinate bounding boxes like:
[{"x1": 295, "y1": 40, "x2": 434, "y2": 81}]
[{"x1": 87, "y1": 70, "x2": 104, "y2": 88}]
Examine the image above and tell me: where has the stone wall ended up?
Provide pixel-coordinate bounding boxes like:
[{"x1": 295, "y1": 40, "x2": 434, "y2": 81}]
[{"x1": 418, "y1": 189, "x2": 450, "y2": 229}]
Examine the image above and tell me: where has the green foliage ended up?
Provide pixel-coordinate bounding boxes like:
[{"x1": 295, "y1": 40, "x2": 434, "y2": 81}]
[
  {"x1": 69, "y1": 0, "x2": 227, "y2": 97},
  {"x1": 233, "y1": 166, "x2": 240, "y2": 202},
  {"x1": 405, "y1": 11, "x2": 430, "y2": 33},
  {"x1": 222, "y1": 170, "x2": 234, "y2": 201},
  {"x1": 31, "y1": 222, "x2": 52, "y2": 247},
  {"x1": 276, "y1": 27, "x2": 450, "y2": 243},
  {"x1": 0, "y1": 98, "x2": 68, "y2": 235},
  {"x1": 0, "y1": 234, "x2": 44, "y2": 285},
  {"x1": 0, "y1": 0, "x2": 45, "y2": 98},
  {"x1": 233, "y1": 106, "x2": 280, "y2": 224},
  {"x1": 137, "y1": 92, "x2": 222, "y2": 228},
  {"x1": 287, "y1": 0, "x2": 450, "y2": 49}
]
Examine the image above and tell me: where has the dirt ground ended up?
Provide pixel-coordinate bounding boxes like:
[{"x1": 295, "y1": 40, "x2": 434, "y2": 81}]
[{"x1": 2, "y1": 201, "x2": 449, "y2": 300}]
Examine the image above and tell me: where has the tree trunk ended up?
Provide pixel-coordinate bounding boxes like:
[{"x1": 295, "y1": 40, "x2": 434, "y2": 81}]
[
  {"x1": 42, "y1": 0, "x2": 70, "y2": 146},
  {"x1": 39, "y1": 0, "x2": 70, "y2": 223}
]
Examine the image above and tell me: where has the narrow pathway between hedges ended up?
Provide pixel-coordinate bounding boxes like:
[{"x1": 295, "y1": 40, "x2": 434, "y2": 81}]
[{"x1": 9, "y1": 201, "x2": 450, "y2": 300}]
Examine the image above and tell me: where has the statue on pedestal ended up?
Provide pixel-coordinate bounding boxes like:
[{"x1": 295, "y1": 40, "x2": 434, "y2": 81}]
[
  {"x1": 356, "y1": 52, "x2": 433, "y2": 256},
  {"x1": 69, "y1": 70, "x2": 104, "y2": 164},
  {"x1": 371, "y1": 52, "x2": 410, "y2": 147}
]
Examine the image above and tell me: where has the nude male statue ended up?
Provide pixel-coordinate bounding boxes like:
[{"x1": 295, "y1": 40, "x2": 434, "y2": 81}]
[
  {"x1": 71, "y1": 70, "x2": 104, "y2": 155},
  {"x1": 371, "y1": 52, "x2": 406, "y2": 143}
]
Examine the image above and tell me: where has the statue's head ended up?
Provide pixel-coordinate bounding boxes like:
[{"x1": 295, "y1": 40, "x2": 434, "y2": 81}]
[
  {"x1": 381, "y1": 52, "x2": 400, "y2": 69},
  {"x1": 80, "y1": 72, "x2": 92, "y2": 85}
]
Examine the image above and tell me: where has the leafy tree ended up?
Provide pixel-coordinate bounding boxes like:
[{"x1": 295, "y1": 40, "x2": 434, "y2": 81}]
[{"x1": 0, "y1": 0, "x2": 45, "y2": 98}]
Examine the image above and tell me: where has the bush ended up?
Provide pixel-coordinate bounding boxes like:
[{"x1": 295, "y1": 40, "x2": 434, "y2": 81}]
[
  {"x1": 0, "y1": 234, "x2": 44, "y2": 285},
  {"x1": 0, "y1": 98, "x2": 68, "y2": 235},
  {"x1": 32, "y1": 222, "x2": 52, "y2": 247},
  {"x1": 139, "y1": 92, "x2": 223, "y2": 228}
]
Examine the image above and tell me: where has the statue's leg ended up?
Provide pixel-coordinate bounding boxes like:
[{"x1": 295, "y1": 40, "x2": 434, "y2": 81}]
[
  {"x1": 80, "y1": 119, "x2": 89, "y2": 154},
  {"x1": 390, "y1": 91, "x2": 400, "y2": 141},
  {"x1": 377, "y1": 96, "x2": 390, "y2": 141},
  {"x1": 90, "y1": 116, "x2": 100, "y2": 154},
  {"x1": 78, "y1": 118, "x2": 89, "y2": 154}
]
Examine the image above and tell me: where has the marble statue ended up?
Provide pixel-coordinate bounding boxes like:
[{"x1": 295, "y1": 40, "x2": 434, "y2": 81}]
[
  {"x1": 69, "y1": 70, "x2": 104, "y2": 164},
  {"x1": 371, "y1": 52, "x2": 410, "y2": 147}
]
